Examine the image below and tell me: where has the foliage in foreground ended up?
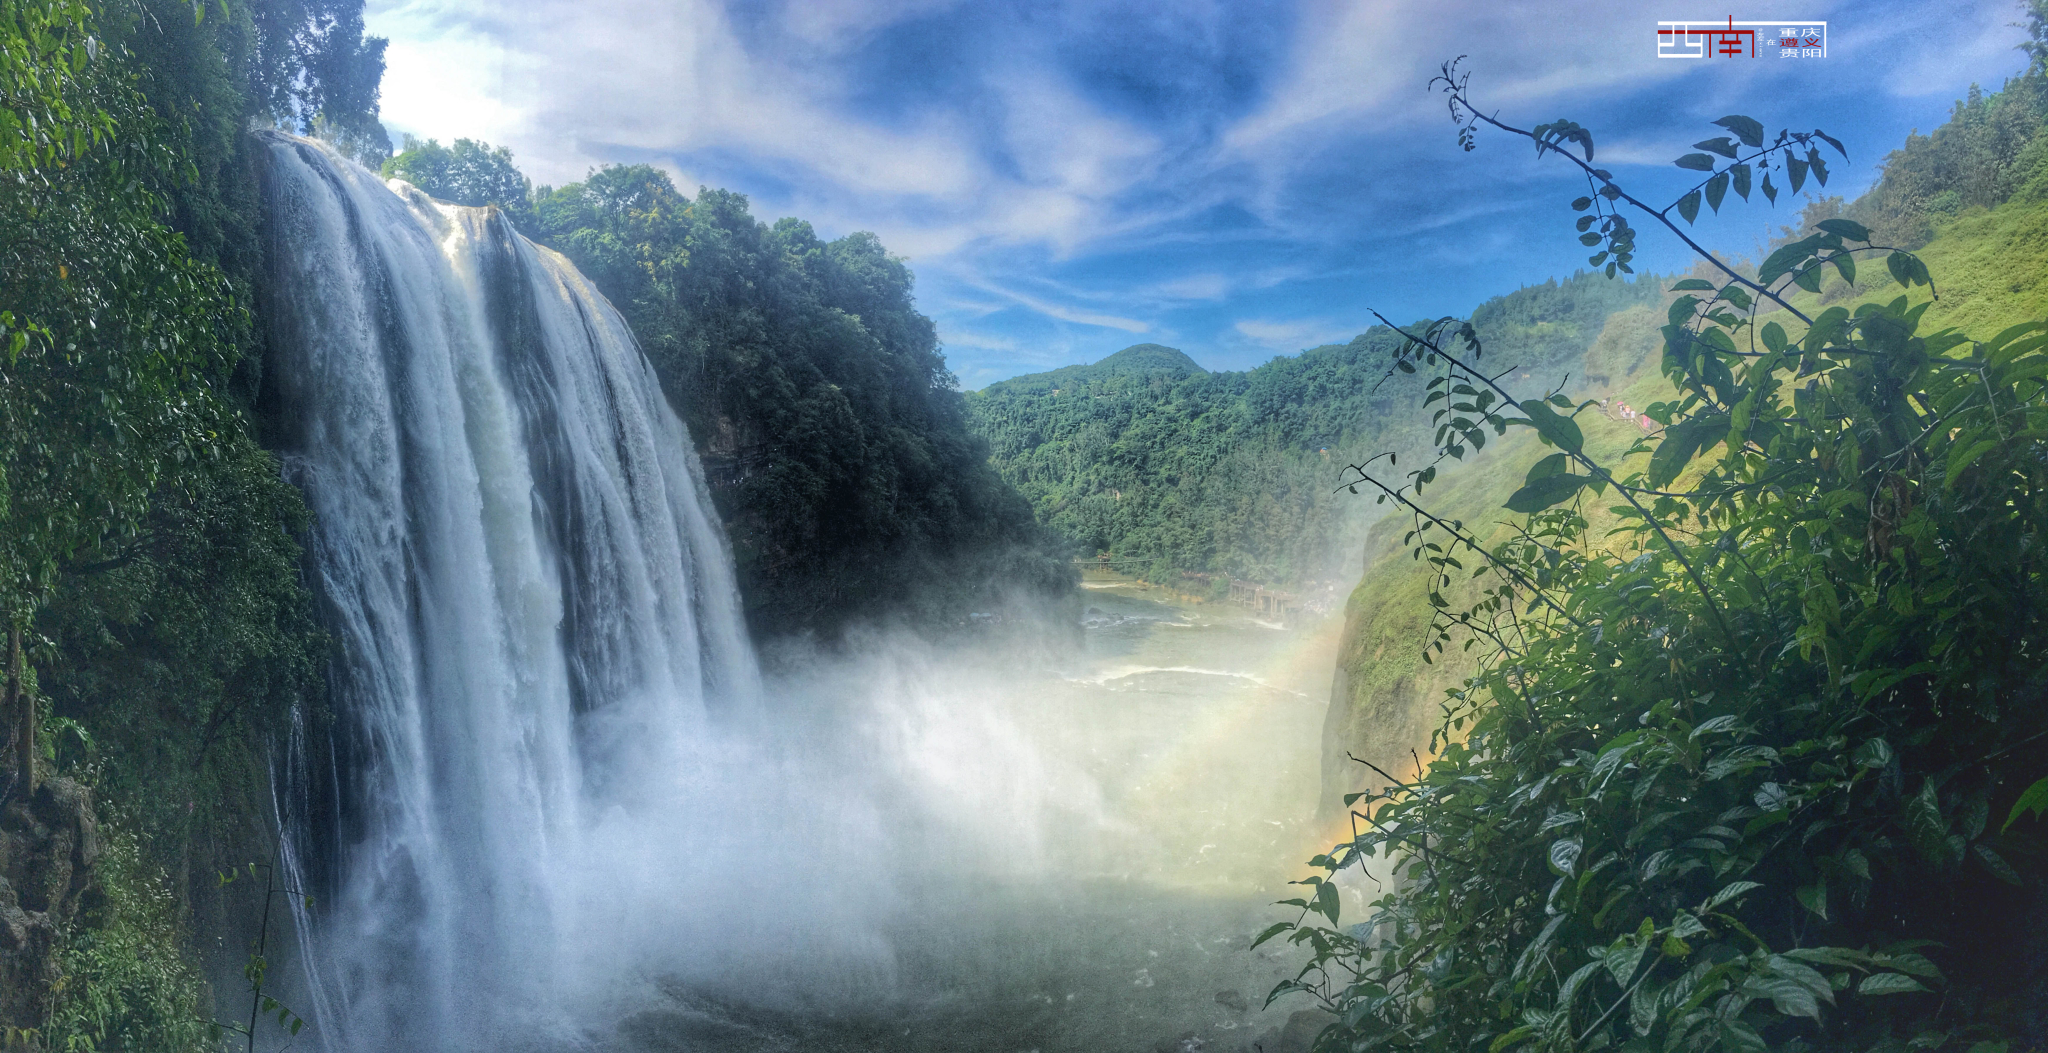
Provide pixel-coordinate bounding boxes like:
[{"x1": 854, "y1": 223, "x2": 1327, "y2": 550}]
[
  {"x1": 1263, "y1": 66, "x2": 2048, "y2": 1053},
  {"x1": 43, "y1": 818, "x2": 213, "y2": 1053},
  {"x1": 3, "y1": 0, "x2": 383, "y2": 1042}
]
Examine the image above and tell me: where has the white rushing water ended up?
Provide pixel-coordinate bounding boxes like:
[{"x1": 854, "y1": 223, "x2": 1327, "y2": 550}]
[
  {"x1": 257, "y1": 135, "x2": 1343, "y2": 1053},
  {"x1": 260, "y1": 133, "x2": 777, "y2": 1049}
]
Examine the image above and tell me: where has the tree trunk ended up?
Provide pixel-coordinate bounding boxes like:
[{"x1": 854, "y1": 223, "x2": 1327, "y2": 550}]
[{"x1": 5, "y1": 623, "x2": 27, "y2": 800}]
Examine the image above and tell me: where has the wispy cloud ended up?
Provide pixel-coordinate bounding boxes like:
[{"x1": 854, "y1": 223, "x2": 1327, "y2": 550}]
[
  {"x1": 1233, "y1": 316, "x2": 1361, "y2": 353},
  {"x1": 366, "y1": 0, "x2": 2033, "y2": 382}
]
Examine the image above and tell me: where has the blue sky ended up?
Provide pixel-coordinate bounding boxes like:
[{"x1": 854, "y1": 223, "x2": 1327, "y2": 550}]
[{"x1": 366, "y1": 0, "x2": 2035, "y2": 388}]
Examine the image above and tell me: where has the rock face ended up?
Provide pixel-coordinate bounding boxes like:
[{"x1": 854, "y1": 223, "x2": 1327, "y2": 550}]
[{"x1": 0, "y1": 778, "x2": 102, "y2": 1030}]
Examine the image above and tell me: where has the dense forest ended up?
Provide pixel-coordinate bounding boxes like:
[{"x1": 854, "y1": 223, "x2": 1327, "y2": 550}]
[
  {"x1": 964, "y1": 273, "x2": 1661, "y2": 601},
  {"x1": 381, "y1": 144, "x2": 1068, "y2": 638},
  {"x1": 1, "y1": 0, "x2": 384, "y2": 1045}
]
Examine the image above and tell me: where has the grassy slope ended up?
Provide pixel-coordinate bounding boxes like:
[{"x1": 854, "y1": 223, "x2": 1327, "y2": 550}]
[
  {"x1": 1321, "y1": 304, "x2": 1667, "y2": 805},
  {"x1": 1323, "y1": 195, "x2": 2048, "y2": 807}
]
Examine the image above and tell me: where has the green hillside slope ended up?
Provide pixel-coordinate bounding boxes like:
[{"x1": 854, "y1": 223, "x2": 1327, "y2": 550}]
[
  {"x1": 965, "y1": 273, "x2": 1661, "y2": 604},
  {"x1": 1323, "y1": 64, "x2": 2048, "y2": 807}
]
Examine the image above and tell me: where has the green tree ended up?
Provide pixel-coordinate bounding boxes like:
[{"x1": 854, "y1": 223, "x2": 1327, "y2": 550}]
[
  {"x1": 963, "y1": 271, "x2": 1660, "y2": 600},
  {"x1": 1, "y1": 0, "x2": 372, "y2": 1041},
  {"x1": 384, "y1": 135, "x2": 535, "y2": 225},
  {"x1": 250, "y1": 0, "x2": 390, "y2": 164},
  {"x1": 526, "y1": 165, "x2": 1067, "y2": 636},
  {"x1": 1263, "y1": 65, "x2": 2048, "y2": 1053}
]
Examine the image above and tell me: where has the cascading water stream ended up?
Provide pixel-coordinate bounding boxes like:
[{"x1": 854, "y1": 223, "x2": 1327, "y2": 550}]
[
  {"x1": 251, "y1": 133, "x2": 1338, "y2": 1053},
  {"x1": 259, "y1": 133, "x2": 762, "y2": 1050}
]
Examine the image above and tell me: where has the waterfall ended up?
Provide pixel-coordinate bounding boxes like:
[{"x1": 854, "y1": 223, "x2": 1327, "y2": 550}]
[{"x1": 258, "y1": 133, "x2": 763, "y2": 1050}]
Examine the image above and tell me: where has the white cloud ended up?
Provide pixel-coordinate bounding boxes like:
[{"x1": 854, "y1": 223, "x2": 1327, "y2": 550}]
[
  {"x1": 361, "y1": 0, "x2": 2031, "y2": 383},
  {"x1": 1141, "y1": 272, "x2": 1232, "y2": 302},
  {"x1": 1233, "y1": 317, "x2": 1356, "y2": 351},
  {"x1": 977, "y1": 280, "x2": 1151, "y2": 333}
]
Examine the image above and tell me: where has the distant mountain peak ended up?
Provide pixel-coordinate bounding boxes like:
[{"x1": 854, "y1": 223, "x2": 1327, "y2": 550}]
[{"x1": 1094, "y1": 343, "x2": 1207, "y2": 375}]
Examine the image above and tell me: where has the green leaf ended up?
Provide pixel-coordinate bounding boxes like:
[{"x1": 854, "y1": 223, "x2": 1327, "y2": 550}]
[
  {"x1": 1693, "y1": 137, "x2": 1740, "y2": 159},
  {"x1": 1549, "y1": 838, "x2": 1583, "y2": 875},
  {"x1": 1762, "y1": 171, "x2": 1778, "y2": 204},
  {"x1": 1882, "y1": 952, "x2": 1946, "y2": 982},
  {"x1": 1946, "y1": 438, "x2": 2001, "y2": 486},
  {"x1": 2003, "y1": 776, "x2": 2048, "y2": 833},
  {"x1": 1816, "y1": 218, "x2": 1870, "y2": 241},
  {"x1": 1705, "y1": 171, "x2": 1730, "y2": 213},
  {"x1": 1746, "y1": 976, "x2": 1822, "y2": 1021},
  {"x1": 1715, "y1": 115, "x2": 1765, "y2": 147},
  {"x1": 1906, "y1": 779, "x2": 1951, "y2": 863},
  {"x1": 1785, "y1": 946, "x2": 1874, "y2": 970},
  {"x1": 1313, "y1": 878, "x2": 1341, "y2": 925},
  {"x1": 1789, "y1": 156, "x2": 1809, "y2": 193},
  {"x1": 1669, "y1": 279, "x2": 1717, "y2": 291},
  {"x1": 1252, "y1": 921, "x2": 1293, "y2": 948},
  {"x1": 1647, "y1": 416, "x2": 1724, "y2": 489},
  {"x1": 1887, "y1": 251, "x2": 1916, "y2": 288},
  {"x1": 1972, "y1": 843, "x2": 2023, "y2": 886},
  {"x1": 1527, "y1": 452, "x2": 1571, "y2": 480},
  {"x1": 1518, "y1": 399, "x2": 1585, "y2": 451},
  {"x1": 1704, "y1": 880, "x2": 1763, "y2": 912},
  {"x1": 1507, "y1": 473, "x2": 1590, "y2": 514},
  {"x1": 1675, "y1": 153, "x2": 1717, "y2": 171},
  {"x1": 1489, "y1": 1025, "x2": 1536, "y2": 1053},
  {"x1": 1795, "y1": 882, "x2": 1828, "y2": 920},
  {"x1": 1853, "y1": 738, "x2": 1893, "y2": 769},
  {"x1": 1858, "y1": 973, "x2": 1931, "y2": 996},
  {"x1": 1730, "y1": 163, "x2": 1751, "y2": 200},
  {"x1": 1759, "y1": 237, "x2": 1817, "y2": 285},
  {"x1": 1676, "y1": 190, "x2": 1702, "y2": 224}
]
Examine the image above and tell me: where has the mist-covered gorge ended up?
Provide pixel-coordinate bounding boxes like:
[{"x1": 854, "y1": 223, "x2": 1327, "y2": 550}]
[{"x1": 259, "y1": 135, "x2": 1355, "y2": 1052}]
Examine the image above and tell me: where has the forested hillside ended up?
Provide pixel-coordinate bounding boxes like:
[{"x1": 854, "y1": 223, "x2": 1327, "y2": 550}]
[
  {"x1": 964, "y1": 273, "x2": 1660, "y2": 600},
  {"x1": 381, "y1": 146, "x2": 1068, "y2": 639},
  {"x1": 1, "y1": 0, "x2": 386, "y2": 1044}
]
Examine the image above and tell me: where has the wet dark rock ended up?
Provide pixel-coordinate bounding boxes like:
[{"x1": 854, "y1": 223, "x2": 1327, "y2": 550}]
[{"x1": 0, "y1": 778, "x2": 100, "y2": 1032}]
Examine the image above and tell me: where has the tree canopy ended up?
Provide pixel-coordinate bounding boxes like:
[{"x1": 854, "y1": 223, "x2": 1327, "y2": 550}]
[
  {"x1": 528, "y1": 164, "x2": 1068, "y2": 636},
  {"x1": 382, "y1": 135, "x2": 533, "y2": 225}
]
